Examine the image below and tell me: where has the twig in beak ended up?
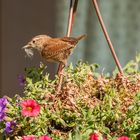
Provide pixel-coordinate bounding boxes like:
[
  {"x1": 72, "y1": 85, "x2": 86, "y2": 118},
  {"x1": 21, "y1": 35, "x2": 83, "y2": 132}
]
[{"x1": 22, "y1": 45, "x2": 34, "y2": 57}]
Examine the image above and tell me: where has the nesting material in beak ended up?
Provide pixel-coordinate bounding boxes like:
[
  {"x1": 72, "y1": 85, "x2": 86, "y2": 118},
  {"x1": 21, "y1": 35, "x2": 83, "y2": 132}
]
[{"x1": 22, "y1": 45, "x2": 34, "y2": 57}]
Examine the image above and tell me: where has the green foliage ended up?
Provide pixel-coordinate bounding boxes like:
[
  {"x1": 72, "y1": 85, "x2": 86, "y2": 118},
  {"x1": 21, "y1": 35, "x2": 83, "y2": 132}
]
[
  {"x1": 123, "y1": 53, "x2": 140, "y2": 74},
  {"x1": 1, "y1": 54, "x2": 140, "y2": 139}
]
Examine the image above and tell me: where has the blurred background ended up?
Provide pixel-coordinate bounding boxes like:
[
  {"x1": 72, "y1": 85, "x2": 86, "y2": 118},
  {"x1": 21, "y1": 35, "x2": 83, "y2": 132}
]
[{"x1": 1, "y1": 0, "x2": 140, "y2": 96}]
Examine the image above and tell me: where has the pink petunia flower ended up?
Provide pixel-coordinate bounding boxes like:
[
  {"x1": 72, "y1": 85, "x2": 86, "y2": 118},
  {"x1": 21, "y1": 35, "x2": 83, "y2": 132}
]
[
  {"x1": 21, "y1": 99, "x2": 40, "y2": 117},
  {"x1": 117, "y1": 136, "x2": 130, "y2": 140},
  {"x1": 22, "y1": 135, "x2": 36, "y2": 140},
  {"x1": 90, "y1": 132, "x2": 99, "y2": 140},
  {"x1": 39, "y1": 135, "x2": 52, "y2": 140}
]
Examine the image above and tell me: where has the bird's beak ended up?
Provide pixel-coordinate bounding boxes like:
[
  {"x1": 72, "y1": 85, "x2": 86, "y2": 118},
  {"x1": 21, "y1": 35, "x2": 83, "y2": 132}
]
[{"x1": 22, "y1": 44, "x2": 31, "y2": 49}]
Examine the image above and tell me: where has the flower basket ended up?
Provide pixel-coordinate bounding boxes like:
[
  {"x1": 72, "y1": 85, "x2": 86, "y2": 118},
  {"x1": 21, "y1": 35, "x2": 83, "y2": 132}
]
[{"x1": 0, "y1": 54, "x2": 140, "y2": 140}]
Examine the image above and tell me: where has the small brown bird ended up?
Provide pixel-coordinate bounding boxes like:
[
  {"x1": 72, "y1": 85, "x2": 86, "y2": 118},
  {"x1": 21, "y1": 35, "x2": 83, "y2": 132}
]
[{"x1": 23, "y1": 34, "x2": 86, "y2": 68}]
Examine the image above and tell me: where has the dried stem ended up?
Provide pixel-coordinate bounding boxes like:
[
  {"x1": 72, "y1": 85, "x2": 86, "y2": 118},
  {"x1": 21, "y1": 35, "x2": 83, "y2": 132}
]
[
  {"x1": 91, "y1": 0, "x2": 123, "y2": 75},
  {"x1": 57, "y1": 0, "x2": 79, "y2": 93}
]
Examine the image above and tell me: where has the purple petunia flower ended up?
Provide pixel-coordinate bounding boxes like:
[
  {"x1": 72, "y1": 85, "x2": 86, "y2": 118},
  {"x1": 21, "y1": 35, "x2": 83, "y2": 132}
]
[
  {"x1": 0, "y1": 112, "x2": 5, "y2": 121},
  {"x1": 0, "y1": 97, "x2": 8, "y2": 121},
  {"x1": 18, "y1": 75, "x2": 26, "y2": 86},
  {"x1": 0, "y1": 97, "x2": 7, "y2": 112},
  {"x1": 5, "y1": 121, "x2": 16, "y2": 133}
]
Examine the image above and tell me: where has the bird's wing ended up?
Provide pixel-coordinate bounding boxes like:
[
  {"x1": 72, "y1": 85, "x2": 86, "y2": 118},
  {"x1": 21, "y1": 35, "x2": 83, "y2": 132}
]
[
  {"x1": 59, "y1": 34, "x2": 86, "y2": 45},
  {"x1": 59, "y1": 37, "x2": 78, "y2": 45},
  {"x1": 41, "y1": 42, "x2": 74, "y2": 59}
]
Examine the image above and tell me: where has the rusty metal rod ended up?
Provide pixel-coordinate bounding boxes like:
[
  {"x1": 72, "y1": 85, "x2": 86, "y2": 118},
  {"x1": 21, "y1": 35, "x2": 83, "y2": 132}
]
[
  {"x1": 66, "y1": 0, "x2": 78, "y2": 37},
  {"x1": 57, "y1": 0, "x2": 78, "y2": 75},
  {"x1": 57, "y1": 0, "x2": 79, "y2": 93},
  {"x1": 91, "y1": 0, "x2": 123, "y2": 75}
]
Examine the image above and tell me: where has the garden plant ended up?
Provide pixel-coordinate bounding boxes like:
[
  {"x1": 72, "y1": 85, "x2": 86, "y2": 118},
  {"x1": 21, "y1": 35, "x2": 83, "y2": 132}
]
[
  {"x1": 1, "y1": 0, "x2": 140, "y2": 140},
  {"x1": 0, "y1": 55, "x2": 140, "y2": 139}
]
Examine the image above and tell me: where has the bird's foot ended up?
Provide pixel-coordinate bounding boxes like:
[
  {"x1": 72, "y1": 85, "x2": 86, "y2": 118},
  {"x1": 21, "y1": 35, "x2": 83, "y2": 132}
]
[{"x1": 55, "y1": 71, "x2": 65, "y2": 94}]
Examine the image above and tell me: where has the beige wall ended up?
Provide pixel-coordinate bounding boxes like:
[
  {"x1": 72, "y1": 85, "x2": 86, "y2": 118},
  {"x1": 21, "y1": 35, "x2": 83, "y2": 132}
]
[{"x1": 0, "y1": 0, "x2": 57, "y2": 96}]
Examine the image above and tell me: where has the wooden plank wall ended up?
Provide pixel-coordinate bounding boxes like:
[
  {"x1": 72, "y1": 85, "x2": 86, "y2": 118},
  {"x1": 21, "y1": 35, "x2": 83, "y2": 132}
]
[{"x1": 0, "y1": 0, "x2": 57, "y2": 97}]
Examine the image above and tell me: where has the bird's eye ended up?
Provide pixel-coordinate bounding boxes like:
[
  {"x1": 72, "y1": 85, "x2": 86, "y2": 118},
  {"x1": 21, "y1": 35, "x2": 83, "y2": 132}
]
[{"x1": 32, "y1": 40, "x2": 36, "y2": 43}]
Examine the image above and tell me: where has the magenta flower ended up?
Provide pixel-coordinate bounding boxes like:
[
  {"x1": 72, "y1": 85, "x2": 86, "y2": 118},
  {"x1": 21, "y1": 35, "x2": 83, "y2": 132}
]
[
  {"x1": 22, "y1": 135, "x2": 36, "y2": 140},
  {"x1": 117, "y1": 136, "x2": 130, "y2": 140},
  {"x1": 5, "y1": 121, "x2": 16, "y2": 133},
  {"x1": 39, "y1": 136, "x2": 52, "y2": 140},
  {"x1": 90, "y1": 132, "x2": 99, "y2": 140},
  {"x1": 21, "y1": 99, "x2": 40, "y2": 117}
]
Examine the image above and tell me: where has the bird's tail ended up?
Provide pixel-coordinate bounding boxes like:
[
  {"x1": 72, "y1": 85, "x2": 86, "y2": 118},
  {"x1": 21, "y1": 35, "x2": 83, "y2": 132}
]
[{"x1": 76, "y1": 34, "x2": 87, "y2": 41}]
